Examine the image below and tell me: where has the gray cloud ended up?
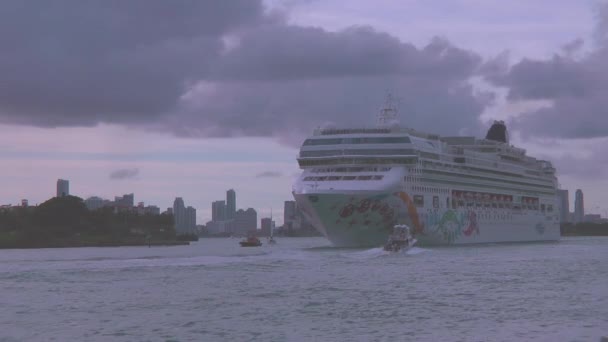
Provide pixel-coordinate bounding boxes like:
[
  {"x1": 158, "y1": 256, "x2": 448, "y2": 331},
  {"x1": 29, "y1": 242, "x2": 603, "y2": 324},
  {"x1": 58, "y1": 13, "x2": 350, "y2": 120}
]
[
  {"x1": 110, "y1": 168, "x2": 139, "y2": 180},
  {"x1": 0, "y1": 0, "x2": 268, "y2": 126},
  {"x1": 256, "y1": 171, "x2": 283, "y2": 178},
  {"x1": 0, "y1": 0, "x2": 491, "y2": 143},
  {"x1": 485, "y1": 3, "x2": 608, "y2": 139}
]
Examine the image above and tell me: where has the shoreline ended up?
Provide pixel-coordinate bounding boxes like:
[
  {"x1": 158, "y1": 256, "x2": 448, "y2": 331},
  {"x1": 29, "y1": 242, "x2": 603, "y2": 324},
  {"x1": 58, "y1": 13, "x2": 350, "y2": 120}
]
[{"x1": 0, "y1": 240, "x2": 190, "y2": 250}]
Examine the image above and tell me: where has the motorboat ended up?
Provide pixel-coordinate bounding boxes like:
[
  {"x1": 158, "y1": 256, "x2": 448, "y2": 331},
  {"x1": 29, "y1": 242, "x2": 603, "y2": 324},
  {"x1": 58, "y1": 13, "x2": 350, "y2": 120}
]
[
  {"x1": 383, "y1": 224, "x2": 416, "y2": 253},
  {"x1": 239, "y1": 235, "x2": 262, "y2": 247}
]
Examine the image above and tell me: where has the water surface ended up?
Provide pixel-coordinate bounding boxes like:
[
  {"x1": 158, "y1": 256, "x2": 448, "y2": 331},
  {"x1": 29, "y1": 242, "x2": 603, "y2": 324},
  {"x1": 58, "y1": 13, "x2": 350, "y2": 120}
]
[{"x1": 1, "y1": 237, "x2": 607, "y2": 341}]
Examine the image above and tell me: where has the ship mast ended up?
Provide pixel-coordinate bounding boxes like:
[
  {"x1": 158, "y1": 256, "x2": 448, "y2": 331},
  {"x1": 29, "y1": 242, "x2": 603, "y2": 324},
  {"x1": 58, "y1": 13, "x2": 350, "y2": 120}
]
[{"x1": 376, "y1": 93, "x2": 400, "y2": 128}]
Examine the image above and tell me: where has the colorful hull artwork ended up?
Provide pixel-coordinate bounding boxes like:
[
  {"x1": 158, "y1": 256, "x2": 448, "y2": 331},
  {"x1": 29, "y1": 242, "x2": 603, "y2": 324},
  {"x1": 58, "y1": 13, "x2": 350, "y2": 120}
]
[{"x1": 294, "y1": 191, "x2": 560, "y2": 247}]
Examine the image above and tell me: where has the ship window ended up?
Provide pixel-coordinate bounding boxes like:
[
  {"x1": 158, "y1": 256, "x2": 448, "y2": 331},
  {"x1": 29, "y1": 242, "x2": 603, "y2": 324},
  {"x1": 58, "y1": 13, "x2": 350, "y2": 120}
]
[
  {"x1": 492, "y1": 203, "x2": 497, "y2": 208},
  {"x1": 343, "y1": 176, "x2": 356, "y2": 180},
  {"x1": 547, "y1": 205, "x2": 553, "y2": 212},
  {"x1": 467, "y1": 202, "x2": 474, "y2": 208},
  {"x1": 303, "y1": 177, "x2": 314, "y2": 181},
  {"x1": 433, "y1": 196, "x2": 439, "y2": 208},
  {"x1": 498, "y1": 203, "x2": 504, "y2": 208},
  {"x1": 476, "y1": 202, "x2": 482, "y2": 208},
  {"x1": 328, "y1": 176, "x2": 341, "y2": 181},
  {"x1": 373, "y1": 175, "x2": 383, "y2": 180},
  {"x1": 458, "y1": 200, "x2": 465, "y2": 208},
  {"x1": 358, "y1": 175, "x2": 372, "y2": 180},
  {"x1": 541, "y1": 204, "x2": 545, "y2": 212},
  {"x1": 447, "y1": 197, "x2": 450, "y2": 208},
  {"x1": 413, "y1": 195, "x2": 424, "y2": 207}
]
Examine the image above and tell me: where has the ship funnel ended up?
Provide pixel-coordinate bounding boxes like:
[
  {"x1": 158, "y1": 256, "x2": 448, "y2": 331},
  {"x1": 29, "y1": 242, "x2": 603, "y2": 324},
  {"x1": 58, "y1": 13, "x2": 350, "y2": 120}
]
[
  {"x1": 485, "y1": 120, "x2": 508, "y2": 143},
  {"x1": 376, "y1": 94, "x2": 400, "y2": 128}
]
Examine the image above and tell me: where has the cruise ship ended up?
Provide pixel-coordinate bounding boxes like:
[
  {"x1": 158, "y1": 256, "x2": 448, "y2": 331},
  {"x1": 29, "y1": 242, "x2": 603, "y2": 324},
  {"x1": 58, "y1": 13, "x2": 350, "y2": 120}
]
[{"x1": 292, "y1": 97, "x2": 561, "y2": 247}]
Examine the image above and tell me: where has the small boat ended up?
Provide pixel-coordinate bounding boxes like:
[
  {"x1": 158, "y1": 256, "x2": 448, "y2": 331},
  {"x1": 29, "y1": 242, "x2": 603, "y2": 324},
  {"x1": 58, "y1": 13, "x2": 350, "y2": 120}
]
[
  {"x1": 239, "y1": 235, "x2": 262, "y2": 247},
  {"x1": 383, "y1": 224, "x2": 416, "y2": 253}
]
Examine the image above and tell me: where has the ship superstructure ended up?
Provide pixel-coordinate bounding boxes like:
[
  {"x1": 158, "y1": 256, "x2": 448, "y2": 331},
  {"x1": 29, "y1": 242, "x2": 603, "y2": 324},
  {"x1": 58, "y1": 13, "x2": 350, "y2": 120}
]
[{"x1": 292, "y1": 97, "x2": 560, "y2": 247}]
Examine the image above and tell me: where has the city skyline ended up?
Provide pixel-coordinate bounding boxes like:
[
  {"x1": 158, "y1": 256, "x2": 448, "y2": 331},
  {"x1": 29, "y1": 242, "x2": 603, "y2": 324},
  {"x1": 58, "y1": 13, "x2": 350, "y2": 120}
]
[{"x1": 1, "y1": 1, "x2": 608, "y2": 223}]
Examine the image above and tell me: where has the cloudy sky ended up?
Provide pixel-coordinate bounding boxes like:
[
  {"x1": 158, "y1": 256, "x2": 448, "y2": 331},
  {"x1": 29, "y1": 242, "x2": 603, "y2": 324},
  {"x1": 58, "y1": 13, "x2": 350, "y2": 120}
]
[{"x1": 2, "y1": 0, "x2": 607, "y2": 223}]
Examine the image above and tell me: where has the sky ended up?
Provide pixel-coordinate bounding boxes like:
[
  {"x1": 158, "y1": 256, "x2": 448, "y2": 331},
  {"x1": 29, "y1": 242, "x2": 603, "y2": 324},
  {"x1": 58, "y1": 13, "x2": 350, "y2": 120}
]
[{"x1": 2, "y1": 0, "x2": 608, "y2": 224}]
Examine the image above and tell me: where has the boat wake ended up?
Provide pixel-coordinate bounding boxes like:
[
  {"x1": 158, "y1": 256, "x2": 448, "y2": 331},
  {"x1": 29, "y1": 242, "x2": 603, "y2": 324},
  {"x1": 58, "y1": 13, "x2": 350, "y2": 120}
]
[{"x1": 345, "y1": 246, "x2": 432, "y2": 260}]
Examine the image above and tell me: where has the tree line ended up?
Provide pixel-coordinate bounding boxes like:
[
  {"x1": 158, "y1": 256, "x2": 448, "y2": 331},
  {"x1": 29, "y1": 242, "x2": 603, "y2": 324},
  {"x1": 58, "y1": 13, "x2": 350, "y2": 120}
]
[{"x1": 0, "y1": 196, "x2": 177, "y2": 248}]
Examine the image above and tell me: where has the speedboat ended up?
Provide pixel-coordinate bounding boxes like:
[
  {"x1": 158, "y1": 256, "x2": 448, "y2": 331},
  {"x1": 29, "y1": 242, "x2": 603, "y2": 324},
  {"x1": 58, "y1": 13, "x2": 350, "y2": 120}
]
[
  {"x1": 383, "y1": 224, "x2": 416, "y2": 253},
  {"x1": 239, "y1": 235, "x2": 262, "y2": 247}
]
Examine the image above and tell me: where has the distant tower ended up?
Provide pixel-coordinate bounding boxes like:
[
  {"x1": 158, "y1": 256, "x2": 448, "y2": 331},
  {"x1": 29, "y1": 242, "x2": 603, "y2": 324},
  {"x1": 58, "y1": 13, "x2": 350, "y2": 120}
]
[
  {"x1": 185, "y1": 206, "x2": 197, "y2": 234},
  {"x1": 283, "y1": 201, "x2": 296, "y2": 230},
  {"x1": 173, "y1": 197, "x2": 186, "y2": 234},
  {"x1": 556, "y1": 189, "x2": 570, "y2": 223},
  {"x1": 56, "y1": 179, "x2": 69, "y2": 197},
  {"x1": 226, "y1": 189, "x2": 236, "y2": 220},
  {"x1": 574, "y1": 189, "x2": 584, "y2": 224},
  {"x1": 212, "y1": 200, "x2": 226, "y2": 222}
]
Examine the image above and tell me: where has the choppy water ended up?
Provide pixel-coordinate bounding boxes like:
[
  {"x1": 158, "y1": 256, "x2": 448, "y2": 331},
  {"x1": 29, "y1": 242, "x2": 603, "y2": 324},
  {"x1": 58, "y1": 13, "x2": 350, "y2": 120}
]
[{"x1": 1, "y1": 237, "x2": 607, "y2": 342}]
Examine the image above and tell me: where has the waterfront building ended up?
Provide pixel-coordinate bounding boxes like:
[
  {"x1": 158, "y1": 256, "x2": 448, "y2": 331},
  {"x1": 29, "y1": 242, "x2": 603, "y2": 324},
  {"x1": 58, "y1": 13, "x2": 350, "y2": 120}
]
[
  {"x1": 56, "y1": 179, "x2": 69, "y2": 197},
  {"x1": 186, "y1": 206, "x2": 197, "y2": 233},
  {"x1": 234, "y1": 208, "x2": 257, "y2": 234},
  {"x1": 226, "y1": 189, "x2": 236, "y2": 220},
  {"x1": 212, "y1": 200, "x2": 226, "y2": 222},
  {"x1": 283, "y1": 201, "x2": 297, "y2": 230},
  {"x1": 584, "y1": 214, "x2": 601, "y2": 223},
  {"x1": 84, "y1": 196, "x2": 106, "y2": 210},
  {"x1": 145, "y1": 206, "x2": 161, "y2": 215},
  {"x1": 173, "y1": 197, "x2": 186, "y2": 234},
  {"x1": 574, "y1": 189, "x2": 585, "y2": 224},
  {"x1": 114, "y1": 193, "x2": 134, "y2": 208},
  {"x1": 556, "y1": 189, "x2": 570, "y2": 223}
]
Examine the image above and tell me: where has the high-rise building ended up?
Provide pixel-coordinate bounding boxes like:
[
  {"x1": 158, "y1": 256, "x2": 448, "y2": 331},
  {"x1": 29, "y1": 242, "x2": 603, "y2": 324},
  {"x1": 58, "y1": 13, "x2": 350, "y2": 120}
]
[
  {"x1": 56, "y1": 179, "x2": 69, "y2": 197},
  {"x1": 574, "y1": 189, "x2": 584, "y2": 224},
  {"x1": 173, "y1": 197, "x2": 186, "y2": 234},
  {"x1": 226, "y1": 189, "x2": 236, "y2": 220},
  {"x1": 556, "y1": 189, "x2": 569, "y2": 223},
  {"x1": 234, "y1": 208, "x2": 257, "y2": 234},
  {"x1": 283, "y1": 201, "x2": 296, "y2": 229},
  {"x1": 84, "y1": 196, "x2": 106, "y2": 210},
  {"x1": 186, "y1": 206, "x2": 197, "y2": 234},
  {"x1": 212, "y1": 200, "x2": 226, "y2": 222},
  {"x1": 114, "y1": 193, "x2": 134, "y2": 208}
]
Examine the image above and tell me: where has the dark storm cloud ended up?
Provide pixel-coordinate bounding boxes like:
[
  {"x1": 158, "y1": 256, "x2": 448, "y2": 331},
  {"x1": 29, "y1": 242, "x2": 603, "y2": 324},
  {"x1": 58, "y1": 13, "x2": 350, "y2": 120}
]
[
  {"x1": 172, "y1": 71, "x2": 492, "y2": 146},
  {"x1": 109, "y1": 168, "x2": 139, "y2": 180},
  {"x1": 0, "y1": 0, "x2": 490, "y2": 142},
  {"x1": 172, "y1": 31, "x2": 489, "y2": 143},
  {"x1": 212, "y1": 28, "x2": 480, "y2": 81},
  {"x1": 485, "y1": 3, "x2": 608, "y2": 139},
  {"x1": 0, "y1": 0, "x2": 267, "y2": 126}
]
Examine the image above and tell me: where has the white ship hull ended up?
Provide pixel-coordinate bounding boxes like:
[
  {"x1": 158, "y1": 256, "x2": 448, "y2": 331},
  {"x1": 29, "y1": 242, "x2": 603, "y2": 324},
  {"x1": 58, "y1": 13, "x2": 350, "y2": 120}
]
[
  {"x1": 294, "y1": 191, "x2": 560, "y2": 247},
  {"x1": 293, "y1": 101, "x2": 561, "y2": 248}
]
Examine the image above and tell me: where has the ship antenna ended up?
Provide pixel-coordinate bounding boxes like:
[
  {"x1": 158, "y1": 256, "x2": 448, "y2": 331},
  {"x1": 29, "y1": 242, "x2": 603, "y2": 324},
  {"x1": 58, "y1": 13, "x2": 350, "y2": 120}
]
[{"x1": 377, "y1": 93, "x2": 400, "y2": 128}]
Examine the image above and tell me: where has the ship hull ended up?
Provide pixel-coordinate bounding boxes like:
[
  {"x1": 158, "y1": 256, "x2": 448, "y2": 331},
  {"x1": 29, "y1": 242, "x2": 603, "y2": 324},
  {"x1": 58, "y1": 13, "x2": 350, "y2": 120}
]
[{"x1": 294, "y1": 191, "x2": 560, "y2": 248}]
